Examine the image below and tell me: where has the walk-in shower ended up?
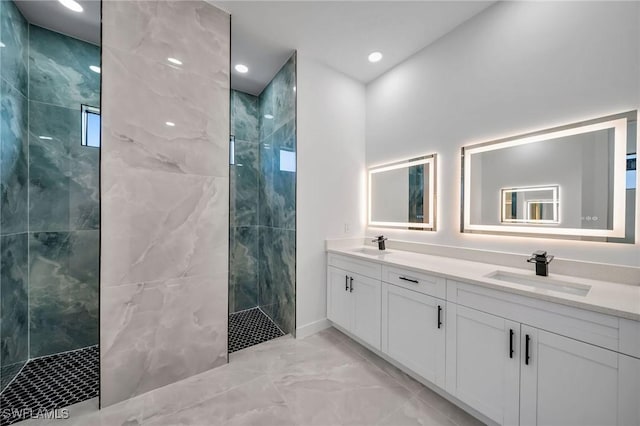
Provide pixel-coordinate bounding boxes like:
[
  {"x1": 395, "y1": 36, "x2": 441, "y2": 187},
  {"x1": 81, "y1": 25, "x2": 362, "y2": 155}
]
[
  {"x1": 229, "y1": 53, "x2": 296, "y2": 352},
  {"x1": 0, "y1": 1, "x2": 100, "y2": 423}
]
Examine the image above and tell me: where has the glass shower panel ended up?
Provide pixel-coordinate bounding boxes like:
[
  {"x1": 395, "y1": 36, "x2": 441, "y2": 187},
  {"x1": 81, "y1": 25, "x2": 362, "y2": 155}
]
[
  {"x1": 0, "y1": 0, "x2": 101, "y2": 419},
  {"x1": 228, "y1": 52, "x2": 296, "y2": 352}
]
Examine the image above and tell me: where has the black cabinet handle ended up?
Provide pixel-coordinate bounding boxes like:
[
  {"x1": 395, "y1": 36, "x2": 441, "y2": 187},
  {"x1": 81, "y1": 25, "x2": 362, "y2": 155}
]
[
  {"x1": 437, "y1": 305, "x2": 442, "y2": 329},
  {"x1": 349, "y1": 276, "x2": 354, "y2": 293},
  {"x1": 399, "y1": 276, "x2": 419, "y2": 284},
  {"x1": 525, "y1": 334, "x2": 531, "y2": 365},
  {"x1": 345, "y1": 275, "x2": 349, "y2": 291},
  {"x1": 509, "y1": 329, "x2": 514, "y2": 359}
]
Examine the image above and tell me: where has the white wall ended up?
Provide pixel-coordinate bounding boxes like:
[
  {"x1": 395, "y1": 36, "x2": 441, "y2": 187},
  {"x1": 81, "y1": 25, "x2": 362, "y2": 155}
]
[
  {"x1": 296, "y1": 55, "x2": 366, "y2": 335},
  {"x1": 366, "y1": 1, "x2": 640, "y2": 267}
]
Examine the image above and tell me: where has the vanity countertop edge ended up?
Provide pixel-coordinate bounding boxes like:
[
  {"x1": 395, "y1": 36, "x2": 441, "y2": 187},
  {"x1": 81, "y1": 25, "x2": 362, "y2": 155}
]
[{"x1": 326, "y1": 246, "x2": 640, "y2": 322}]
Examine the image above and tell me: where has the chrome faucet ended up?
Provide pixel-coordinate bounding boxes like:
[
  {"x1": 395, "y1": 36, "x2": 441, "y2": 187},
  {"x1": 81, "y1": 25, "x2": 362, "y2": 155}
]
[
  {"x1": 372, "y1": 235, "x2": 388, "y2": 251},
  {"x1": 527, "y1": 250, "x2": 554, "y2": 276}
]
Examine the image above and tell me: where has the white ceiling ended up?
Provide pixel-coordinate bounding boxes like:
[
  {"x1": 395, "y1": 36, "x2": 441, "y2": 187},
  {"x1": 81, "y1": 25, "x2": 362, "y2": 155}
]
[
  {"x1": 13, "y1": 1, "x2": 495, "y2": 96},
  {"x1": 15, "y1": 0, "x2": 101, "y2": 46},
  {"x1": 214, "y1": 1, "x2": 495, "y2": 95}
]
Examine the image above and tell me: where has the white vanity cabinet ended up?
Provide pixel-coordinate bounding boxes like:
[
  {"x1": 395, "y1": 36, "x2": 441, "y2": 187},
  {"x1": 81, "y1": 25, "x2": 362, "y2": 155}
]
[
  {"x1": 520, "y1": 327, "x2": 640, "y2": 426},
  {"x1": 326, "y1": 252, "x2": 640, "y2": 426},
  {"x1": 382, "y1": 283, "x2": 446, "y2": 387},
  {"x1": 446, "y1": 281, "x2": 640, "y2": 426},
  {"x1": 445, "y1": 303, "x2": 520, "y2": 425},
  {"x1": 327, "y1": 255, "x2": 382, "y2": 350}
]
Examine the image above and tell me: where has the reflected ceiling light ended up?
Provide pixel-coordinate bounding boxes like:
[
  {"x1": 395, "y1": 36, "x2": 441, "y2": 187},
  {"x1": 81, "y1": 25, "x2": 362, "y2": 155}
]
[
  {"x1": 165, "y1": 121, "x2": 175, "y2": 127},
  {"x1": 167, "y1": 57, "x2": 182, "y2": 66},
  {"x1": 89, "y1": 65, "x2": 101, "y2": 74},
  {"x1": 264, "y1": 114, "x2": 274, "y2": 120},
  {"x1": 58, "y1": 0, "x2": 83, "y2": 13},
  {"x1": 293, "y1": 86, "x2": 296, "y2": 92},
  {"x1": 0, "y1": 42, "x2": 5, "y2": 48},
  {"x1": 235, "y1": 64, "x2": 249, "y2": 73},
  {"x1": 39, "y1": 136, "x2": 53, "y2": 140},
  {"x1": 368, "y1": 51, "x2": 383, "y2": 63}
]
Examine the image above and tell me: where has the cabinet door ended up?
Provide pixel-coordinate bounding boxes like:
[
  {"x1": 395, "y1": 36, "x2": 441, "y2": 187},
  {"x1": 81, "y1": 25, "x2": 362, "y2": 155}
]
[
  {"x1": 327, "y1": 266, "x2": 352, "y2": 331},
  {"x1": 445, "y1": 303, "x2": 520, "y2": 425},
  {"x1": 520, "y1": 327, "x2": 629, "y2": 426},
  {"x1": 382, "y1": 284, "x2": 446, "y2": 387},
  {"x1": 351, "y1": 273, "x2": 382, "y2": 350},
  {"x1": 619, "y1": 354, "x2": 640, "y2": 426}
]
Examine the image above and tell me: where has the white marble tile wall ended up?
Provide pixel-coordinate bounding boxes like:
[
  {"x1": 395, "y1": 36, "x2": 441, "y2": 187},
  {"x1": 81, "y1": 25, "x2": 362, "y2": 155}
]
[{"x1": 100, "y1": 0, "x2": 230, "y2": 407}]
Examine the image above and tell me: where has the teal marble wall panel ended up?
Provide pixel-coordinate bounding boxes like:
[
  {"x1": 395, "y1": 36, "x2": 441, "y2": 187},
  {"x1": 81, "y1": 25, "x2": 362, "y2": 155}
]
[
  {"x1": 29, "y1": 231, "x2": 99, "y2": 357},
  {"x1": 230, "y1": 140, "x2": 259, "y2": 228},
  {"x1": 69, "y1": 139, "x2": 100, "y2": 231},
  {"x1": 258, "y1": 118, "x2": 296, "y2": 230},
  {"x1": 28, "y1": 24, "x2": 100, "y2": 109},
  {"x1": 231, "y1": 90, "x2": 258, "y2": 142},
  {"x1": 258, "y1": 227, "x2": 295, "y2": 334},
  {"x1": 229, "y1": 90, "x2": 259, "y2": 313},
  {"x1": 1, "y1": 80, "x2": 28, "y2": 235},
  {"x1": 229, "y1": 226, "x2": 258, "y2": 312},
  {"x1": 27, "y1": 100, "x2": 100, "y2": 232},
  {"x1": 0, "y1": 0, "x2": 28, "y2": 96},
  {"x1": 24, "y1": 25, "x2": 101, "y2": 358},
  {"x1": 0, "y1": 233, "x2": 28, "y2": 388},
  {"x1": 258, "y1": 56, "x2": 296, "y2": 140},
  {"x1": 256, "y1": 54, "x2": 296, "y2": 334},
  {"x1": 28, "y1": 101, "x2": 73, "y2": 232},
  {"x1": 258, "y1": 83, "x2": 274, "y2": 141},
  {"x1": 0, "y1": 0, "x2": 29, "y2": 389}
]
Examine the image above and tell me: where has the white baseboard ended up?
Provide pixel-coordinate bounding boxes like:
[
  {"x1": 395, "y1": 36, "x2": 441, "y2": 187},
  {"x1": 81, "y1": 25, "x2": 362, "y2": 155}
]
[{"x1": 295, "y1": 318, "x2": 331, "y2": 339}]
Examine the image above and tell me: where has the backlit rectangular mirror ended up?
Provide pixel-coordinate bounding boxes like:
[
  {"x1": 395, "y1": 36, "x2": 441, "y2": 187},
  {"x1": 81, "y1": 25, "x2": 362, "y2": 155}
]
[
  {"x1": 461, "y1": 111, "x2": 637, "y2": 242},
  {"x1": 369, "y1": 154, "x2": 437, "y2": 230}
]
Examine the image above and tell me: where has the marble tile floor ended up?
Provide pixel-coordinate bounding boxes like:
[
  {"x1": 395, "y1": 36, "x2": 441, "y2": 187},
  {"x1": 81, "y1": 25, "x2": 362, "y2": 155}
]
[{"x1": 20, "y1": 328, "x2": 485, "y2": 426}]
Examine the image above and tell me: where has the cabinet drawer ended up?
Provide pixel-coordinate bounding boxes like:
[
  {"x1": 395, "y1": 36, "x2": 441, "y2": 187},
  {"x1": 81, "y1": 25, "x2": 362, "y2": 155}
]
[
  {"x1": 447, "y1": 280, "x2": 620, "y2": 352},
  {"x1": 382, "y1": 265, "x2": 446, "y2": 299},
  {"x1": 328, "y1": 254, "x2": 381, "y2": 280},
  {"x1": 619, "y1": 318, "x2": 640, "y2": 359}
]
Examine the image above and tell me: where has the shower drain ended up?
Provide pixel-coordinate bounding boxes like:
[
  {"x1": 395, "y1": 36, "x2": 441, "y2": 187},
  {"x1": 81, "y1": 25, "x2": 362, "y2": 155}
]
[{"x1": 0, "y1": 345, "x2": 98, "y2": 426}]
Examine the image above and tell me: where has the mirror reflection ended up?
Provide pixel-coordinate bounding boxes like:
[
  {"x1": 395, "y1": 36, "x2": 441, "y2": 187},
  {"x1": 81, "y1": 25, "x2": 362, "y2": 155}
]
[
  {"x1": 501, "y1": 186, "x2": 559, "y2": 224},
  {"x1": 369, "y1": 155, "x2": 436, "y2": 230},
  {"x1": 462, "y1": 111, "x2": 636, "y2": 242}
]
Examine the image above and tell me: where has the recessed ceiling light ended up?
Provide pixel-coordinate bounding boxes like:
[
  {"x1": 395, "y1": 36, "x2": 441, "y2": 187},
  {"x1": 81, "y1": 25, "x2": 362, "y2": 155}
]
[
  {"x1": 165, "y1": 121, "x2": 175, "y2": 127},
  {"x1": 368, "y1": 51, "x2": 383, "y2": 63},
  {"x1": 235, "y1": 64, "x2": 249, "y2": 73},
  {"x1": 58, "y1": 0, "x2": 83, "y2": 13},
  {"x1": 89, "y1": 65, "x2": 101, "y2": 74},
  {"x1": 264, "y1": 114, "x2": 274, "y2": 120},
  {"x1": 167, "y1": 57, "x2": 182, "y2": 65},
  {"x1": 39, "y1": 136, "x2": 53, "y2": 140}
]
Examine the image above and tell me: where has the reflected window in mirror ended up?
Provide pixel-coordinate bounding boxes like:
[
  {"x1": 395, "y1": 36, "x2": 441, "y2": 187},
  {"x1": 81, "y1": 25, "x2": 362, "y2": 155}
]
[
  {"x1": 368, "y1": 154, "x2": 437, "y2": 231},
  {"x1": 501, "y1": 185, "x2": 559, "y2": 224},
  {"x1": 461, "y1": 111, "x2": 636, "y2": 243}
]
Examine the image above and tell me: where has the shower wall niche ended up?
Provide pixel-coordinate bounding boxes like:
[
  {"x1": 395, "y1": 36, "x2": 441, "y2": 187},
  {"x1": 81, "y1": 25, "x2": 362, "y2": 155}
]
[
  {"x1": 230, "y1": 54, "x2": 296, "y2": 335},
  {"x1": 1, "y1": 0, "x2": 100, "y2": 391}
]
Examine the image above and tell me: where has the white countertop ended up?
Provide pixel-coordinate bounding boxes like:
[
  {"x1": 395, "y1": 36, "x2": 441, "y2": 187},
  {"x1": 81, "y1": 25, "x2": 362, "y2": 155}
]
[{"x1": 327, "y1": 245, "x2": 640, "y2": 321}]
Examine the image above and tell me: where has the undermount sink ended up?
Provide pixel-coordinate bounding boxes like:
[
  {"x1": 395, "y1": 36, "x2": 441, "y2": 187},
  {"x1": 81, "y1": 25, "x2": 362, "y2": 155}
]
[
  {"x1": 486, "y1": 270, "x2": 591, "y2": 296},
  {"x1": 351, "y1": 247, "x2": 393, "y2": 256}
]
